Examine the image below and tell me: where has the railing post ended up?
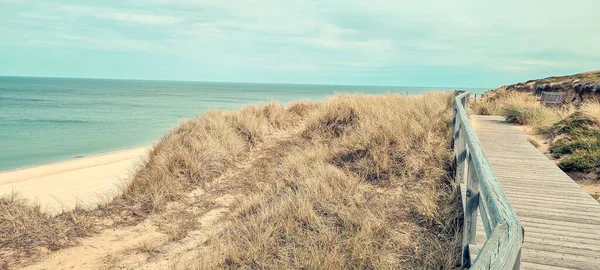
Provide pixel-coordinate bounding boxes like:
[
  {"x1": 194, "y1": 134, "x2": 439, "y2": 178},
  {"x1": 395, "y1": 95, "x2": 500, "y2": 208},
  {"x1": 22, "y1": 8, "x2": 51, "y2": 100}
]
[
  {"x1": 465, "y1": 155, "x2": 480, "y2": 244},
  {"x1": 453, "y1": 108, "x2": 459, "y2": 150},
  {"x1": 462, "y1": 93, "x2": 470, "y2": 111},
  {"x1": 453, "y1": 112, "x2": 467, "y2": 186},
  {"x1": 452, "y1": 91, "x2": 460, "y2": 150},
  {"x1": 513, "y1": 248, "x2": 522, "y2": 270},
  {"x1": 460, "y1": 135, "x2": 468, "y2": 184},
  {"x1": 462, "y1": 154, "x2": 480, "y2": 268},
  {"x1": 454, "y1": 116, "x2": 467, "y2": 185}
]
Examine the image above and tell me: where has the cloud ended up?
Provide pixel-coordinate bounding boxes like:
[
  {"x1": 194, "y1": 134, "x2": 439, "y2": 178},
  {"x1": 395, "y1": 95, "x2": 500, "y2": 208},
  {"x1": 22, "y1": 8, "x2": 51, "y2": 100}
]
[
  {"x1": 517, "y1": 60, "x2": 560, "y2": 67},
  {"x1": 18, "y1": 12, "x2": 62, "y2": 20},
  {"x1": 111, "y1": 12, "x2": 183, "y2": 25},
  {"x1": 61, "y1": 5, "x2": 183, "y2": 25},
  {"x1": 1, "y1": 0, "x2": 600, "y2": 86},
  {"x1": 54, "y1": 33, "x2": 168, "y2": 52}
]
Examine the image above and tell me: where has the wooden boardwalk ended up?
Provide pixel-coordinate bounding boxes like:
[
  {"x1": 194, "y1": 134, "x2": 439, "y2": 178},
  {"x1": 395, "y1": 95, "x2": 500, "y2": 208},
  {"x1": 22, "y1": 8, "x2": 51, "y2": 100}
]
[{"x1": 465, "y1": 115, "x2": 600, "y2": 269}]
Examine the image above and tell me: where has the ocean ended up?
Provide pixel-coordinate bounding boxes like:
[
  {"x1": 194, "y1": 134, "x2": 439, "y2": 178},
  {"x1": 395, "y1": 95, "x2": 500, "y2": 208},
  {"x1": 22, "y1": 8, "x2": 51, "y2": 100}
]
[{"x1": 0, "y1": 76, "x2": 486, "y2": 171}]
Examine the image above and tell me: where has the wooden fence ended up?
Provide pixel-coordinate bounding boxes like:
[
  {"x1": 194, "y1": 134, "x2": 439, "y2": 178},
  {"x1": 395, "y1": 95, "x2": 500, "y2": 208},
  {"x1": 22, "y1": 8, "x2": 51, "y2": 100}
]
[
  {"x1": 453, "y1": 91, "x2": 524, "y2": 269},
  {"x1": 469, "y1": 93, "x2": 485, "y2": 103}
]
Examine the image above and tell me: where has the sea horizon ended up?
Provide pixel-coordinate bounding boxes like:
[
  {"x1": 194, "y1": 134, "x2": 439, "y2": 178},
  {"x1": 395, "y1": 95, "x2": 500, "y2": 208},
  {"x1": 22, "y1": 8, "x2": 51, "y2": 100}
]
[
  {"x1": 0, "y1": 76, "x2": 488, "y2": 171},
  {"x1": 0, "y1": 75, "x2": 493, "y2": 90}
]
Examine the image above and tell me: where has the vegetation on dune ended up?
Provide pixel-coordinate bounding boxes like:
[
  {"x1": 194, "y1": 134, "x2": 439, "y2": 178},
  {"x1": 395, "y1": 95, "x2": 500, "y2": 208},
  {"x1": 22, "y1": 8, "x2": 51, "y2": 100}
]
[
  {"x1": 558, "y1": 150, "x2": 600, "y2": 172},
  {"x1": 190, "y1": 93, "x2": 462, "y2": 269},
  {"x1": 0, "y1": 93, "x2": 462, "y2": 269},
  {"x1": 529, "y1": 71, "x2": 600, "y2": 84},
  {"x1": 495, "y1": 70, "x2": 600, "y2": 102},
  {"x1": 470, "y1": 90, "x2": 573, "y2": 126},
  {"x1": 547, "y1": 108, "x2": 600, "y2": 173},
  {"x1": 503, "y1": 104, "x2": 548, "y2": 125},
  {"x1": 472, "y1": 89, "x2": 600, "y2": 194},
  {"x1": 469, "y1": 89, "x2": 528, "y2": 116},
  {"x1": 0, "y1": 194, "x2": 95, "y2": 264},
  {"x1": 581, "y1": 100, "x2": 600, "y2": 124}
]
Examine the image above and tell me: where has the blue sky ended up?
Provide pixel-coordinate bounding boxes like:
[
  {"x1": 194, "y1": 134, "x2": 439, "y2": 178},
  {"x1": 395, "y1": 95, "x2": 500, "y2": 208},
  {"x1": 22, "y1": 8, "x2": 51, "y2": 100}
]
[{"x1": 1, "y1": 0, "x2": 599, "y2": 88}]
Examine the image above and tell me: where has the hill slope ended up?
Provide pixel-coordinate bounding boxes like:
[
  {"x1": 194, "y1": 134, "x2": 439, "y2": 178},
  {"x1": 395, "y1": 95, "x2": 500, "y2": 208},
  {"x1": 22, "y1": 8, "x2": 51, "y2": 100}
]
[{"x1": 496, "y1": 70, "x2": 600, "y2": 101}]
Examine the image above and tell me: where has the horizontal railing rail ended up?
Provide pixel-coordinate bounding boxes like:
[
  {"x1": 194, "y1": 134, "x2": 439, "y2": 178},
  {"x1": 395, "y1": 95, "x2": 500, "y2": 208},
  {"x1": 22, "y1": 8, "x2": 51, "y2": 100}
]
[{"x1": 452, "y1": 91, "x2": 524, "y2": 269}]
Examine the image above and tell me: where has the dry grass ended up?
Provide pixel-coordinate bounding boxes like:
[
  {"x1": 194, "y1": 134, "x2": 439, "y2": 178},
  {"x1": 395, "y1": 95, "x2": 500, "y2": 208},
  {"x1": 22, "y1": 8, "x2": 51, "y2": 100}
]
[
  {"x1": 186, "y1": 93, "x2": 462, "y2": 269},
  {"x1": 1, "y1": 94, "x2": 462, "y2": 269},
  {"x1": 0, "y1": 194, "x2": 96, "y2": 261},
  {"x1": 118, "y1": 110, "x2": 248, "y2": 214},
  {"x1": 470, "y1": 100, "x2": 504, "y2": 116},
  {"x1": 504, "y1": 102, "x2": 573, "y2": 127},
  {"x1": 470, "y1": 90, "x2": 535, "y2": 116},
  {"x1": 581, "y1": 100, "x2": 600, "y2": 125},
  {"x1": 135, "y1": 241, "x2": 161, "y2": 257},
  {"x1": 470, "y1": 90, "x2": 574, "y2": 127},
  {"x1": 156, "y1": 209, "x2": 200, "y2": 242}
]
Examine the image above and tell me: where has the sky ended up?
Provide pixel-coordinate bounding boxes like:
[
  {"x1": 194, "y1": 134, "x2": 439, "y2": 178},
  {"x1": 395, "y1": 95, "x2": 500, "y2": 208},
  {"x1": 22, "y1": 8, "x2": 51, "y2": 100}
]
[{"x1": 1, "y1": 0, "x2": 599, "y2": 88}]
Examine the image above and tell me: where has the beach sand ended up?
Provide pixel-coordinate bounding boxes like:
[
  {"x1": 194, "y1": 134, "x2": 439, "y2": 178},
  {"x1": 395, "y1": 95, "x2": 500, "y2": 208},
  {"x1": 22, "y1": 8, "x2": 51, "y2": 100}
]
[{"x1": 0, "y1": 147, "x2": 149, "y2": 214}]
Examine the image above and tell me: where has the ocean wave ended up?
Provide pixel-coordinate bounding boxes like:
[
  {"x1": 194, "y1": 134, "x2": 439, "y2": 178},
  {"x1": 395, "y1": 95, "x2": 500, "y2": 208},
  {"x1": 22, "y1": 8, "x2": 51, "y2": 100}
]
[
  {"x1": 0, "y1": 96, "x2": 51, "y2": 102},
  {"x1": 12, "y1": 119, "x2": 90, "y2": 124}
]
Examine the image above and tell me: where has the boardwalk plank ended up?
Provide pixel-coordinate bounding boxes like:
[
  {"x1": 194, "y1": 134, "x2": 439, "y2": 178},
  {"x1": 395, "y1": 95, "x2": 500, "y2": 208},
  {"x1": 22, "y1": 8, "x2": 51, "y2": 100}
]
[{"x1": 463, "y1": 115, "x2": 600, "y2": 270}]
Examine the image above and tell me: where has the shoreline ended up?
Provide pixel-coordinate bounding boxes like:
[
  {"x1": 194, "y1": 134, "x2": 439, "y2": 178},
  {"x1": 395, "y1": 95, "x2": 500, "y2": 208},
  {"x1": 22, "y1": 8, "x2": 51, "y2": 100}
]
[
  {"x1": 0, "y1": 146, "x2": 150, "y2": 214},
  {"x1": 0, "y1": 144, "x2": 152, "y2": 174}
]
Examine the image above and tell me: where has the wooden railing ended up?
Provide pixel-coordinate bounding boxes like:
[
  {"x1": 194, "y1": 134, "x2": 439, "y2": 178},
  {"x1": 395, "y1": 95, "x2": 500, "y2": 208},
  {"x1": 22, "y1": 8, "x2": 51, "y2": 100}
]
[
  {"x1": 453, "y1": 91, "x2": 525, "y2": 269},
  {"x1": 469, "y1": 93, "x2": 485, "y2": 103}
]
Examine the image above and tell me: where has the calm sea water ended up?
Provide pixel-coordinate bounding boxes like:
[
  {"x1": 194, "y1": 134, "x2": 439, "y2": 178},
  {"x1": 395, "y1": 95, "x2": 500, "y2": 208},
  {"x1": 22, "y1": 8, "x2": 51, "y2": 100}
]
[{"x1": 0, "y1": 76, "x2": 485, "y2": 171}]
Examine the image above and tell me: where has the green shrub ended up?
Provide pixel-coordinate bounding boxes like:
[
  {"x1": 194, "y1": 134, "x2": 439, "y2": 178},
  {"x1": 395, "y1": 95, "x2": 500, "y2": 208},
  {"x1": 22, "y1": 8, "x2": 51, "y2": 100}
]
[
  {"x1": 503, "y1": 104, "x2": 547, "y2": 125},
  {"x1": 548, "y1": 112, "x2": 600, "y2": 162},
  {"x1": 558, "y1": 150, "x2": 600, "y2": 172},
  {"x1": 552, "y1": 114, "x2": 597, "y2": 135},
  {"x1": 550, "y1": 137, "x2": 597, "y2": 157}
]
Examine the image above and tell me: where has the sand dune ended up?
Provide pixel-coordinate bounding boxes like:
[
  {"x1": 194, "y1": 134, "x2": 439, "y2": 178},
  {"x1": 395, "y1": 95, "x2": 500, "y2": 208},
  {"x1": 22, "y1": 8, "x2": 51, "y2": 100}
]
[{"x1": 0, "y1": 147, "x2": 149, "y2": 214}]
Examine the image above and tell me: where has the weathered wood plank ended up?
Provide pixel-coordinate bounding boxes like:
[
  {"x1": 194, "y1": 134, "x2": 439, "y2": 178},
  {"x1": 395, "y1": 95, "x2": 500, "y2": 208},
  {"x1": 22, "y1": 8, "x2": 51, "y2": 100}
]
[
  {"x1": 519, "y1": 262, "x2": 578, "y2": 270},
  {"x1": 518, "y1": 216, "x2": 600, "y2": 231},
  {"x1": 469, "y1": 114, "x2": 600, "y2": 269},
  {"x1": 471, "y1": 222, "x2": 523, "y2": 270},
  {"x1": 465, "y1": 155, "x2": 480, "y2": 244}
]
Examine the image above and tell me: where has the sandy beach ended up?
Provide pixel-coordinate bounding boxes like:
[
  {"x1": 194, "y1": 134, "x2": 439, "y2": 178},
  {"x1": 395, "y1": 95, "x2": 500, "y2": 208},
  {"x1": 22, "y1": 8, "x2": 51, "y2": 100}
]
[{"x1": 0, "y1": 147, "x2": 149, "y2": 214}]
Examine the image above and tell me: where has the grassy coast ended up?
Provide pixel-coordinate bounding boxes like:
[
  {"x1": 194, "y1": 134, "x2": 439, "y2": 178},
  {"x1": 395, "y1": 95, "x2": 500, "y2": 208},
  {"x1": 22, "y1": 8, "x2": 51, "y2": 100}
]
[
  {"x1": 471, "y1": 73, "x2": 600, "y2": 200},
  {"x1": 1, "y1": 93, "x2": 462, "y2": 269}
]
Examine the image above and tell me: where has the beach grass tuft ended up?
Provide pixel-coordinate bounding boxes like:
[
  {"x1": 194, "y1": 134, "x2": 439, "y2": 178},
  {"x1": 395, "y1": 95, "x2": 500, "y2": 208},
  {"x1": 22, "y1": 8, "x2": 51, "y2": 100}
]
[{"x1": 0, "y1": 193, "x2": 96, "y2": 259}]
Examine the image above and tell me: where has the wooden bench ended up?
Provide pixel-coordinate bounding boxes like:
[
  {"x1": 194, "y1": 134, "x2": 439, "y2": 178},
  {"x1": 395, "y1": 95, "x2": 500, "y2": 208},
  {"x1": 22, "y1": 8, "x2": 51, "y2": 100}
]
[{"x1": 539, "y1": 91, "x2": 563, "y2": 107}]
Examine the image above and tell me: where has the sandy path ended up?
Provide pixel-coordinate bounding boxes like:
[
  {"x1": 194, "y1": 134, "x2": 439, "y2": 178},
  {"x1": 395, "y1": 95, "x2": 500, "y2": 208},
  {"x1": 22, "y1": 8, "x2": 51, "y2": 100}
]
[
  {"x1": 20, "y1": 193, "x2": 235, "y2": 270},
  {"x1": 0, "y1": 147, "x2": 149, "y2": 214}
]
